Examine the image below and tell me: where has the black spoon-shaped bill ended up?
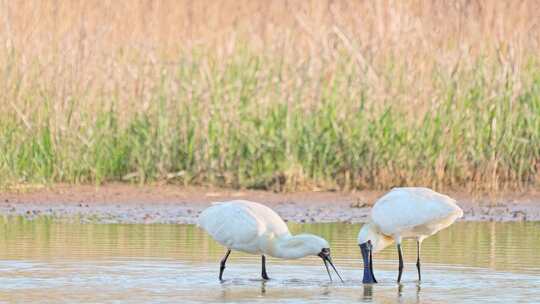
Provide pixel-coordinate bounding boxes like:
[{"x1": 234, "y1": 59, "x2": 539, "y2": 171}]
[
  {"x1": 360, "y1": 241, "x2": 377, "y2": 284},
  {"x1": 318, "y1": 248, "x2": 344, "y2": 283},
  {"x1": 323, "y1": 258, "x2": 333, "y2": 282}
]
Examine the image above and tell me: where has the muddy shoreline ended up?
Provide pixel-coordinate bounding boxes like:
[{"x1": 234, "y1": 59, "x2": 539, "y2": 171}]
[{"x1": 1, "y1": 184, "x2": 539, "y2": 224}]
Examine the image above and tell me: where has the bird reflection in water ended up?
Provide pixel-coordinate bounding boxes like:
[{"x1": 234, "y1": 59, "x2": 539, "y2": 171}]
[
  {"x1": 362, "y1": 282, "x2": 421, "y2": 303},
  {"x1": 363, "y1": 284, "x2": 374, "y2": 301},
  {"x1": 398, "y1": 282, "x2": 422, "y2": 303},
  {"x1": 260, "y1": 280, "x2": 266, "y2": 294}
]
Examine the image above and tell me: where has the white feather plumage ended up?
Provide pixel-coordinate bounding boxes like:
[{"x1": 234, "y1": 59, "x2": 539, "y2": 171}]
[
  {"x1": 370, "y1": 187, "x2": 463, "y2": 242},
  {"x1": 357, "y1": 187, "x2": 463, "y2": 283},
  {"x1": 198, "y1": 200, "x2": 342, "y2": 281}
]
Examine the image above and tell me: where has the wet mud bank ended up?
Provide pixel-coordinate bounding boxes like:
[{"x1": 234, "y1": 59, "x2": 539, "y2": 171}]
[{"x1": 1, "y1": 185, "x2": 539, "y2": 224}]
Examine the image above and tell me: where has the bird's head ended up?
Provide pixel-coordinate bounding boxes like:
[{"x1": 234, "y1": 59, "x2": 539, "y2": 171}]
[
  {"x1": 282, "y1": 234, "x2": 343, "y2": 282},
  {"x1": 290, "y1": 234, "x2": 330, "y2": 256}
]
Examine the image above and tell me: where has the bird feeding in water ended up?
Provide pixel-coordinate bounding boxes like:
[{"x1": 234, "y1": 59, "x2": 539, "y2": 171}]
[
  {"x1": 358, "y1": 187, "x2": 463, "y2": 284},
  {"x1": 198, "y1": 200, "x2": 343, "y2": 282}
]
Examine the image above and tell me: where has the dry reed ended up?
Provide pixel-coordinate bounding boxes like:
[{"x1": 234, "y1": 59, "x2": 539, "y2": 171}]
[{"x1": 0, "y1": 1, "x2": 539, "y2": 192}]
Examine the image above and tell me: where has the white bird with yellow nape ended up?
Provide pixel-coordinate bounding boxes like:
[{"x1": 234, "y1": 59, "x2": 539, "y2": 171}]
[
  {"x1": 198, "y1": 200, "x2": 343, "y2": 282},
  {"x1": 358, "y1": 187, "x2": 463, "y2": 283}
]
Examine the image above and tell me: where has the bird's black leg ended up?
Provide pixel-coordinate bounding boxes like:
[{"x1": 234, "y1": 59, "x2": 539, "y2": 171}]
[
  {"x1": 261, "y1": 255, "x2": 270, "y2": 280},
  {"x1": 397, "y1": 243, "x2": 404, "y2": 283},
  {"x1": 219, "y1": 249, "x2": 232, "y2": 281},
  {"x1": 416, "y1": 240, "x2": 421, "y2": 282}
]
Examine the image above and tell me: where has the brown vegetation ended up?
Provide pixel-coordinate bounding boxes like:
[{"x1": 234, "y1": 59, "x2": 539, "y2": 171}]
[{"x1": 1, "y1": 1, "x2": 539, "y2": 192}]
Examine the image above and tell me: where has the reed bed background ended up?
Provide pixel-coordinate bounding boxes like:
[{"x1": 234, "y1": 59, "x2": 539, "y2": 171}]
[{"x1": 1, "y1": 0, "x2": 539, "y2": 192}]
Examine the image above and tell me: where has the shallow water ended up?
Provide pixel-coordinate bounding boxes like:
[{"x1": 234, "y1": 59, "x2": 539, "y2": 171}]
[{"x1": 0, "y1": 218, "x2": 539, "y2": 303}]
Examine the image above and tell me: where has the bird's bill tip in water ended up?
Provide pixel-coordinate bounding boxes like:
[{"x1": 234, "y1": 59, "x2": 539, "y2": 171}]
[
  {"x1": 359, "y1": 241, "x2": 377, "y2": 284},
  {"x1": 318, "y1": 248, "x2": 344, "y2": 283}
]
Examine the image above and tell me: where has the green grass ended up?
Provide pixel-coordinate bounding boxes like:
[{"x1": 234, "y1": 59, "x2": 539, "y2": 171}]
[{"x1": 0, "y1": 50, "x2": 539, "y2": 192}]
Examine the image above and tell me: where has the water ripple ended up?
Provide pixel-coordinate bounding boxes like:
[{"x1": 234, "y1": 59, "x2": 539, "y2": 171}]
[{"x1": 0, "y1": 218, "x2": 539, "y2": 303}]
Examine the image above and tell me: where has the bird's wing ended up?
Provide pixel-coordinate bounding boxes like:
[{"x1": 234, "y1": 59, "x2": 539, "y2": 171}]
[
  {"x1": 198, "y1": 201, "x2": 264, "y2": 248},
  {"x1": 371, "y1": 187, "x2": 462, "y2": 236},
  {"x1": 239, "y1": 200, "x2": 290, "y2": 237}
]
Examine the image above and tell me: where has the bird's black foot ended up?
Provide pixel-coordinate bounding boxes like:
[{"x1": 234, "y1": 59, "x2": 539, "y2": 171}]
[
  {"x1": 416, "y1": 261, "x2": 421, "y2": 282},
  {"x1": 219, "y1": 264, "x2": 226, "y2": 282},
  {"x1": 261, "y1": 255, "x2": 270, "y2": 280},
  {"x1": 219, "y1": 249, "x2": 232, "y2": 282},
  {"x1": 397, "y1": 243, "x2": 404, "y2": 283}
]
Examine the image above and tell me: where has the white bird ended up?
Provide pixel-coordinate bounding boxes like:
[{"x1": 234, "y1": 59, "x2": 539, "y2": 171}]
[
  {"x1": 198, "y1": 200, "x2": 343, "y2": 281},
  {"x1": 357, "y1": 187, "x2": 463, "y2": 283}
]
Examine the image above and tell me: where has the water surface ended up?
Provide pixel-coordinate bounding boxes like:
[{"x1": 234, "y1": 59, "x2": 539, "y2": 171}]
[{"x1": 0, "y1": 218, "x2": 539, "y2": 303}]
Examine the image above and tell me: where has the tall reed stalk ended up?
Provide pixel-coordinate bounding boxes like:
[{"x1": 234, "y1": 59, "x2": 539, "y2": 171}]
[{"x1": 1, "y1": 1, "x2": 539, "y2": 192}]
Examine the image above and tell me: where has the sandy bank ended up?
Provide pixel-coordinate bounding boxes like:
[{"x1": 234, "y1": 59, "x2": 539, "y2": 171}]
[{"x1": 1, "y1": 184, "x2": 539, "y2": 224}]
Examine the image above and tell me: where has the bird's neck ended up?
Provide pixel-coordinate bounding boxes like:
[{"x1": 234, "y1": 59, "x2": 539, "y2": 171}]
[{"x1": 268, "y1": 235, "x2": 312, "y2": 259}]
